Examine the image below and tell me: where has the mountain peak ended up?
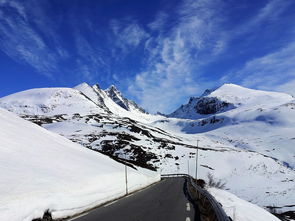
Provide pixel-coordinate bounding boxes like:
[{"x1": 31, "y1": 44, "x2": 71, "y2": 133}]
[
  {"x1": 105, "y1": 85, "x2": 147, "y2": 114},
  {"x1": 107, "y1": 85, "x2": 120, "y2": 93},
  {"x1": 200, "y1": 83, "x2": 240, "y2": 97},
  {"x1": 92, "y1": 83, "x2": 101, "y2": 90},
  {"x1": 74, "y1": 82, "x2": 91, "y2": 89},
  {"x1": 217, "y1": 83, "x2": 246, "y2": 91}
]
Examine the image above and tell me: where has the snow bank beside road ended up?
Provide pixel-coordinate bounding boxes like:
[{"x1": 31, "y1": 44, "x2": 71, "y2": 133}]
[
  {"x1": 0, "y1": 108, "x2": 160, "y2": 221},
  {"x1": 208, "y1": 188, "x2": 280, "y2": 221}
]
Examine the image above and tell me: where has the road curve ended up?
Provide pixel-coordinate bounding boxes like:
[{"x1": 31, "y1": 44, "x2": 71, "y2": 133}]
[{"x1": 71, "y1": 177, "x2": 201, "y2": 221}]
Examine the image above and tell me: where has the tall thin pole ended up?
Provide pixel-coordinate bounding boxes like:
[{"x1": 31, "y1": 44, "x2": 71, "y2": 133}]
[
  {"x1": 125, "y1": 154, "x2": 128, "y2": 195},
  {"x1": 195, "y1": 140, "x2": 200, "y2": 180},
  {"x1": 188, "y1": 158, "x2": 190, "y2": 176}
]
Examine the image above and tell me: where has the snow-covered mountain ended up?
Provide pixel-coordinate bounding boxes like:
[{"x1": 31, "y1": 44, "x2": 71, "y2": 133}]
[
  {"x1": 0, "y1": 87, "x2": 103, "y2": 116},
  {"x1": 0, "y1": 82, "x2": 147, "y2": 118},
  {"x1": 168, "y1": 83, "x2": 293, "y2": 119},
  {"x1": 0, "y1": 107, "x2": 159, "y2": 221},
  {"x1": 160, "y1": 83, "x2": 295, "y2": 169},
  {"x1": 0, "y1": 83, "x2": 190, "y2": 170},
  {"x1": 1, "y1": 82, "x2": 295, "y2": 214}
]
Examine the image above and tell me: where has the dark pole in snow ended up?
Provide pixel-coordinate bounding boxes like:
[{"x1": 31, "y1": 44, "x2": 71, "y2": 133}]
[
  {"x1": 195, "y1": 140, "x2": 200, "y2": 180},
  {"x1": 188, "y1": 154, "x2": 190, "y2": 176}
]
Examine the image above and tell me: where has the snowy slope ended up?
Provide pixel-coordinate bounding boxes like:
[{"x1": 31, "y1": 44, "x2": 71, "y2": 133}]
[
  {"x1": 208, "y1": 188, "x2": 280, "y2": 221},
  {"x1": 0, "y1": 108, "x2": 159, "y2": 221},
  {"x1": 74, "y1": 83, "x2": 108, "y2": 109},
  {"x1": 204, "y1": 100, "x2": 295, "y2": 168},
  {"x1": 208, "y1": 83, "x2": 293, "y2": 108},
  {"x1": 161, "y1": 84, "x2": 295, "y2": 169},
  {"x1": 0, "y1": 87, "x2": 103, "y2": 116}
]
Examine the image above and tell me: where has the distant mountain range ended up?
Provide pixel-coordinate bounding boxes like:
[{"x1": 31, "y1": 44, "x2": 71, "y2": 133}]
[{"x1": 0, "y1": 82, "x2": 294, "y2": 211}]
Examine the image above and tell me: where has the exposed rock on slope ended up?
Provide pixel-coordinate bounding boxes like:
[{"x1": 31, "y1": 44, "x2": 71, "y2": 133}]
[{"x1": 106, "y1": 85, "x2": 147, "y2": 114}]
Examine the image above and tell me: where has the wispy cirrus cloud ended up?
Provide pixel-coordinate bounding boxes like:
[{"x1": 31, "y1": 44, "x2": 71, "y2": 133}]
[
  {"x1": 215, "y1": 0, "x2": 295, "y2": 95},
  {"x1": 147, "y1": 12, "x2": 168, "y2": 31},
  {"x1": 110, "y1": 19, "x2": 149, "y2": 54},
  {"x1": 276, "y1": 80, "x2": 295, "y2": 97},
  {"x1": 0, "y1": 0, "x2": 111, "y2": 82},
  {"x1": 127, "y1": 0, "x2": 226, "y2": 113},
  {"x1": 0, "y1": 0, "x2": 69, "y2": 78},
  {"x1": 222, "y1": 41, "x2": 295, "y2": 94},
  {"x1": 74, "y1": 33, "x2": 109, "y2": 81}
]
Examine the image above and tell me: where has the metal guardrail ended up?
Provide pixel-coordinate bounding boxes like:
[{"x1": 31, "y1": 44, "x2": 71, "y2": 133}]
[{"x1": 161, "y1": 174, "x2": 231, "y2": 221}]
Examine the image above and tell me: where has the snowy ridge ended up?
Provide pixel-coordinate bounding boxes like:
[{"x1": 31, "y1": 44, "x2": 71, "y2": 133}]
[
  {"x1": 74, "y1": 83, "x2": 108, "y2": 109},
  {"x1": 74, "y1": 82, "x2": 147, "y2": 116},
  {"x1": 106, "y1": 85, "x2": 147, "y2": 114},
  {"x1": 0, "y1": 87, "x2": 103, "y2": 116},
  {"x1": 208, "y1": 83, "x2": 293, "y2": 108},
  {"x1": 0, "y1": 108, "x2": 159, "y2": 221}
]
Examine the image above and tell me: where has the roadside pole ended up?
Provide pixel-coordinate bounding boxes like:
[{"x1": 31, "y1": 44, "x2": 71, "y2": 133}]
[
  {"x1": 188, "y1": 154, "x2": 190, "y2": 176},
  {"x1": 195, "y1": 140, "x2": 200, "y2": 180},
  {"x1": 125, "y1": 153, "x2": 128, "y2": 195}
]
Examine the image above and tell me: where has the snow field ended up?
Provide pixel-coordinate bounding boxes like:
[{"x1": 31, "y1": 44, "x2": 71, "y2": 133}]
[{"x1": 0, "y1": 108, "x2": 159, "y2": 221}]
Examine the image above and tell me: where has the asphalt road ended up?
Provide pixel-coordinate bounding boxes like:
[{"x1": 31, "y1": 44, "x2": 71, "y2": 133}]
[{"x1": 71, "y1": 177, "x2": 201, "y2": 221}]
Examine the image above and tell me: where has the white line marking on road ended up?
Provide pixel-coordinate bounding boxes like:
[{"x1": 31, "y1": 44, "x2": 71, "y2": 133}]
[
  {"x1": 125, "y1": 193, "x2": 134, "y2": 198},
  {"x1": 186, "y1": 203, "x2": 190, "y2": 211},
  {"x1": 186, "y1": 217, "x2": 191, "y2": 221},
  {"x1": 68, "y1": 213, "x2": 89, "y2": 221},
  {"x1": 103, "y1": 199, "x2": 118, "y2": 207}
]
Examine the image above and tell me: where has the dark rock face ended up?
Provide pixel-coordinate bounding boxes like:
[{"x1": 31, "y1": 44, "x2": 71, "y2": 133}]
[
  {"x1": 195, "y1": 97, "x2": 234, "y2": 115},
  {"x1": 106, "y1": 85, "x2": 147, "y2": 114},
  {"x1": 32, "y1": 210, "x2": 52, "y2": 221},
  {"x1": 107, "y1": 87, "x2": 129, "y2": 110}
]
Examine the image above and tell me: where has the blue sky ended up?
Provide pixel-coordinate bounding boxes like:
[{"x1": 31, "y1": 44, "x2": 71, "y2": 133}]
[{"x1": 0, "y1": 0, "x2": 295, "y2": 113}]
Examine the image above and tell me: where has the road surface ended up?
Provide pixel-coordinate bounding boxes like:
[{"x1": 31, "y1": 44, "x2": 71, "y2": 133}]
[{"x1": 71, "y1": 177, "x2": 201, "y2": 221}]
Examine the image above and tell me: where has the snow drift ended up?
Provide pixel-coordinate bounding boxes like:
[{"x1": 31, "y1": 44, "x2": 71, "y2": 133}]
[
  {"x1": 0, "y1": 108, "x2": 159, "y2": 221},
  {"x1": 208, "y1": 188, "x2": 280, "y2": 221}
]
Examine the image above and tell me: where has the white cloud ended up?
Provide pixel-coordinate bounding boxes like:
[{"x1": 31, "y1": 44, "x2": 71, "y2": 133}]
[
  {"x1": 74, "y1": 33, "x2": 109, "y2": 80},
  {"x1": 0, "y1": 0, "x2": 63, "y2": 77},
  {"x1": 275, "y1": 79, "x2": 295, "y2": 97},
  {"x1": 147, "y1": 12, "x2": 168, "y2": 31},
  {"x1": 127, "y1": 0, "x2": 225, "y2": 113},
  {"x1": 226, "y1": 0, "x2": 293, "y2": 42},
  {"x1": 110, "y1": 19, "x2": 149, "y2": 53},
  {"x1": 0, "y1": 0, "x2": 108, "y2": 81},
  {"x1": 223, "y1": 41, "x2": 295, "y2": 93}
]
